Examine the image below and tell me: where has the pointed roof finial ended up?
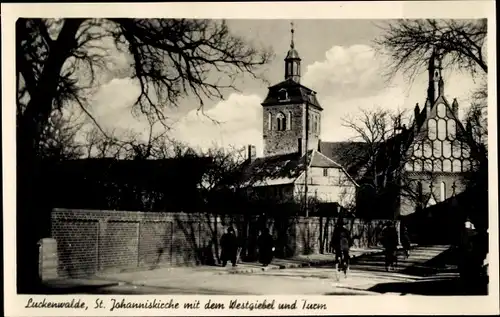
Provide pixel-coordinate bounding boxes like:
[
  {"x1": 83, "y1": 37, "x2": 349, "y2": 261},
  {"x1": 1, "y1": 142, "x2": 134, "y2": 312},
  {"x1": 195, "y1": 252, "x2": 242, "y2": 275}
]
[{"x1": 290, "y1": 21, "x2": 295, "y2": 49}]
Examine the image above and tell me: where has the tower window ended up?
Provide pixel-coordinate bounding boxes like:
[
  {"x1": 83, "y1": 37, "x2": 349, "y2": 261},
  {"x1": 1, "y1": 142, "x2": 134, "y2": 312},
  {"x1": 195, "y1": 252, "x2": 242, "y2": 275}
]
[
  {"x1": 278, "y1": 88, "x2": 288, "y2": 101},
  {"x1": 276, "y1": 112, "x2": 286, "y2": 131}
]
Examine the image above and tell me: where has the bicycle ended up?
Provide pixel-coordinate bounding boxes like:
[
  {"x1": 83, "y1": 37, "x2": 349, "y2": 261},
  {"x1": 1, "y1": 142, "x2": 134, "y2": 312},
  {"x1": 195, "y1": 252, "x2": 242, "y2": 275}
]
[{"x1": 334, "y1": 249, "x2": 350, "y2": 278}]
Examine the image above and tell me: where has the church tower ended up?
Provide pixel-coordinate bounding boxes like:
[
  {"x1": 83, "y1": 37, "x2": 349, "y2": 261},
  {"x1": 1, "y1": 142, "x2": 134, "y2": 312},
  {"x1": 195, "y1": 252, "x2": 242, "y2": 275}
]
[{"x1": 261, "y1": 23, "x2": 323, "y2": 157}]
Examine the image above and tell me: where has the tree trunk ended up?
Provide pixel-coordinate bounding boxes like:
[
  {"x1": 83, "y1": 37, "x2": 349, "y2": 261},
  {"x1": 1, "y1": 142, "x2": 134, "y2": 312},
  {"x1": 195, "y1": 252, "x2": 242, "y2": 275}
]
[{"x1": 16, "y1": 18, "x2": 84, "y2": 293}]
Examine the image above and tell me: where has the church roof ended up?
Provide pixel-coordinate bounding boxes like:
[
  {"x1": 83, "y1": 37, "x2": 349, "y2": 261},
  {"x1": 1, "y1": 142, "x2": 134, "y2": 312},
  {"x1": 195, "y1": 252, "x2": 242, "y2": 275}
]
[
  {"x1": 239, "y1": 150, "x2": 345, "y2": 187},
  {"x1": 319, "y1": 141, "x2": 372, "y2": 180},
  {"x1": 261, "y1": 78, "x2": 323, "y2": 110}
]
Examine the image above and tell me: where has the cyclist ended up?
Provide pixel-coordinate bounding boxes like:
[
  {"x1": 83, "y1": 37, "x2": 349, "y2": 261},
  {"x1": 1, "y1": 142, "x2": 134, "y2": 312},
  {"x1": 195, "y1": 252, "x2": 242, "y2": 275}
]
[{"x1": 332, "y1": 220, "x2": 351, "y2": 276}]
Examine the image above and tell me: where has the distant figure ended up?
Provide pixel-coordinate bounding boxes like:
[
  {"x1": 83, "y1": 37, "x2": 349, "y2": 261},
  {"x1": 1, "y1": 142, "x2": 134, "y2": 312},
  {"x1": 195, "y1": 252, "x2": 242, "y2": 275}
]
[
  {"x1": 381, "y1": 221, "x2": 399, "y2": 272},
  {"x1": 401, "y1": 225, "x2": 411, "y2": 259},
  {"x1": 220, "y1": 227, "x2": 238, "y2": 267},
  {"x1": 332, "y1": 220, "x2": 351, "y2": 275},
  {"x1": 257, "y1": 228, "x2": 275, "y2": 266},
  {"x1": 459, "y1": 219, "x2": 487, "y2": 293}
]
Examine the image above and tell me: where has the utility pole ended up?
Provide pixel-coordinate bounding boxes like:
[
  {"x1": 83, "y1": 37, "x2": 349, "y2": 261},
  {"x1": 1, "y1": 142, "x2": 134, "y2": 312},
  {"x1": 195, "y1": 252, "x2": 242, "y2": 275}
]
[{"x1": 304, "y1": 95, "x2": 310, "y2": 217}]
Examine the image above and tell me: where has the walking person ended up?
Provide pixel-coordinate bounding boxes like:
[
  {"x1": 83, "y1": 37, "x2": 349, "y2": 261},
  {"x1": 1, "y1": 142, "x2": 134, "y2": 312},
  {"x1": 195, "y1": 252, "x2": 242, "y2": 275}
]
[
  {"x1": 220, "y1": 227, "x2": 239, "y2": 267},
  {"x1": 401, "y1": 224, "x2": 411, "y2": 259},
  {"x1": 332, "y1": 220, "x2": 351, "y2": 276},
  {"x1": 257, "y1": 227, "x2": 275, "y2": 267},
  {"x1": 381, "y1": 221, "x2": 399, "y2": 272}
]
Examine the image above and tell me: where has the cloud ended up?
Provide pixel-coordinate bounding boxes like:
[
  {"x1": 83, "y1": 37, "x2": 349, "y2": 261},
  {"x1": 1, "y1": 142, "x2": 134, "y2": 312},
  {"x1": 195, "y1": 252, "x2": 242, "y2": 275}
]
[
  {"x1": 170, "y1": 93, "x2": 264, "y2": 154},
  {"x1": 85, "y1": 43, "x2": 481, "y2": 156},
  {"x1": 168, "y1": 45, "x2": 398, "y2": 151},
  {"x1": 301, "y1": 45, "x2": 410, "y2": 141},
  {"x1": 303, "y1": 45, "x2": 389, "y2": 100}
]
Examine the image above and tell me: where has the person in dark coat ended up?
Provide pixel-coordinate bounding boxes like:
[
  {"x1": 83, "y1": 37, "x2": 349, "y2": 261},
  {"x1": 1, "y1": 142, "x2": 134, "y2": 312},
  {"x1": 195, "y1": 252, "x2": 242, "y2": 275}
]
[
  {"x1": 381, "y1": 221, "x2": 399, "y2": 271},
  {"x1": 401, "y1": 225, "x2": 411, "y2": 259},
  {"x1": 332, "y1": 220, "x2": 351, "y2": 273},
  {"x1": 257, "y1": 228, "x2": 275, "y2": 266},
  {"x1": 220, "y1": 227, "x2": 238, "y2": 267}
]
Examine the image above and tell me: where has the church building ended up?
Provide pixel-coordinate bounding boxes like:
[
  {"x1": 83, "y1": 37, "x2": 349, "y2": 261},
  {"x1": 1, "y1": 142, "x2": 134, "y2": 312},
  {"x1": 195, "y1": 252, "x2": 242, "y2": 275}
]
[
  {"x1": 399, "y1": 49, "x2": 478, "y2": 216},
  {"x1": 239, "y1": 24, "x2": 358, "y2": 212},
  {"x1": 240, "y1": 25, "x2": 479, "y2": 219}
]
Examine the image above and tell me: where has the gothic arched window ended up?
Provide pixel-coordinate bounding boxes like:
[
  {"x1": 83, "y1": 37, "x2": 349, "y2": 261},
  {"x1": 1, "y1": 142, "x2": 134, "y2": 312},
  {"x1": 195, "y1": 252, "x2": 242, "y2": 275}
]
[
  {"x1": 433, "y1": 140, "x2": 442, "y2": 157},
  {"x1": 423, "y1": 142, "x2": 432, "y2": 158},
  {"x1": 443, "y1": 159, "x2": 452, "y2": 172},
  {"x1": 437, "y1": 103, "x2": 447, "y2": 118},
  {"x1": 452, "y1": 159, "x2": 462, "y2": 172},
  {"x1": 286, "y1": 112, "x2": 292, "y2": 130},
  {"x1": 462, "y1": 159, "x2": 471, "y2": 171},
  {"x1": 452, "y1": 141, "x2": 462, "y2": 158},
  {"x1": 433, "y1": 159, "x2": 442, "y2": 172},
  {"x1": 440, "y1": 181, "x2": 447, "y2": 201},
  {"x1": 424, "y1": 159, "x2": 433, "y2": 171},
  {"x1": 413, "y1": 143, "x2": 423, "y2": 158},
  {"x1": 405, "y1": 161, "x2": 413, "y2": 171},
  {"x1": 447, "y1": 120, "x2": 456, "y2": 139},
  {"x1": 428, "y1": 119, "x2": 437, "y2": 140},
  {"x1": 276, "y1": 112, "x2": 286, "y2": 131},
  {"x1": 438, "y1": 119, "x2": 447, "y2": 140},
  {"x1": 442, "y1": 140, "x2": 452, "y2": 158},
  {"x1": 414, "y1": 159, "x2": 423, "y2": 171}
]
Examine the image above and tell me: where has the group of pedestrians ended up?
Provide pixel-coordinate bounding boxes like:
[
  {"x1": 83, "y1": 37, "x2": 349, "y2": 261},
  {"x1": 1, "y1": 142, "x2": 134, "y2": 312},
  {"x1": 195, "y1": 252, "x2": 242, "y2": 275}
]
[
  {"x1": 219, "y1": 226, "x2": 275, "y2": 267},
  {"x1": 330, "y1": 219, "x2": 412, "y2": 274},
  {"x1": 220, "y1": 220, "x2": 413, "y2": 274}
]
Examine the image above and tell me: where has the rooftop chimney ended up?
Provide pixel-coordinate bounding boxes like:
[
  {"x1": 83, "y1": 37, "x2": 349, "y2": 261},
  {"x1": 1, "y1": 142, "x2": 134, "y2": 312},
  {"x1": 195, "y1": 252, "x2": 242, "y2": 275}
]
[{"x1": 247, "y1": 145, "x2": 256, "y2": 162}]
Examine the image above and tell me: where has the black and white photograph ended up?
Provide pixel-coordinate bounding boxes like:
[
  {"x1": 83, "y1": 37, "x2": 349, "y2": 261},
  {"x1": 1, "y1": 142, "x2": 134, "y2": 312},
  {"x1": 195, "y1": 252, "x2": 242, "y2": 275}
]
[{"x1": 2, "y1": 1, "x2": 498, "y2": 316}]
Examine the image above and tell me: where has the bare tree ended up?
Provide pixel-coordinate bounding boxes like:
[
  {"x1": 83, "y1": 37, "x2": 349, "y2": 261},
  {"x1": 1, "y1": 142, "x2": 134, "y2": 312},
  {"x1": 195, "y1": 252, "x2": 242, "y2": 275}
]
[
  {"x1": 342, "y1": 108, "x2": 436, "y2": 219},
  {"x1": 17, "y1": 18, "x2": 272, "y2": 154},
  {"x1": 37, "y1": 108, "x2": 85, "y2": 160},
  {"x1": 374, "y1": 19, "x2": 487, "y2": 81},
  {"x1": 16, "y1": 18, "x2": 272, "y2": 292}
]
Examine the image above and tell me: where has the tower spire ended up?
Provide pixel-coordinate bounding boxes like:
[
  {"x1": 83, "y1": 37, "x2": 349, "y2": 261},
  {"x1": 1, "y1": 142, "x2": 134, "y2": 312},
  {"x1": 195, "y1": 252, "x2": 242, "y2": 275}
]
[
  {"x1": 427, "y1": 47, "x2": 444, "y2": 104},
  {"x1": 285, "y1": 21, "x2": 301, "y2": 82}
]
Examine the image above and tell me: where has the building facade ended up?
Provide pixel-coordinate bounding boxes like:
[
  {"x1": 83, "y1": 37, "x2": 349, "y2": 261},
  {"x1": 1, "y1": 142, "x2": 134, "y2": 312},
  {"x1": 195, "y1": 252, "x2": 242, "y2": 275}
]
[
  {"x1": 242, "y1": 24, "x2": 357, "y2": 211},
  {"x1": 400, "y1": 50, "x2": 477, "y2": 216}
]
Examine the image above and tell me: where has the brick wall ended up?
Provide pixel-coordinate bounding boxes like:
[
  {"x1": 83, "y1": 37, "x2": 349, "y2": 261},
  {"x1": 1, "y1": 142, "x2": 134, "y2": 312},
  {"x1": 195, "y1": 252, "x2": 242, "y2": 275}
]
[{"x1": 43, "y1": 209, "x2": 396, "y2": 279}]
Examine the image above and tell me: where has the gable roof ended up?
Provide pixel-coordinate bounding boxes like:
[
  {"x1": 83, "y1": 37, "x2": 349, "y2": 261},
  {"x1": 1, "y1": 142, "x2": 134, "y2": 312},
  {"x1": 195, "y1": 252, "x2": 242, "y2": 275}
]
[
  {"x1": 310, "y1": 150, "x2": 342, "y2": 168},
  {"x1": 319, "y1": 141, "x2": 372, "y2": 180},
  {"x1": 261, "y1": 78, "x2": 323, "y2": 111},
  {"x1": 239, "y1": 149, "x2": 351, "y2": 187},
  {"x1": 238, "y1": 150, "x2": 310, "y2": 187}
]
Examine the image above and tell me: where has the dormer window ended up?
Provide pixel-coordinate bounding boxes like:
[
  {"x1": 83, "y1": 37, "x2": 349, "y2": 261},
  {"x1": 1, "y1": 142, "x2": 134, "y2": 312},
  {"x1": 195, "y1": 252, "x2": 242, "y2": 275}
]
[{"x1": 278, "y1": 88, "x2": 288, "y2": 101}]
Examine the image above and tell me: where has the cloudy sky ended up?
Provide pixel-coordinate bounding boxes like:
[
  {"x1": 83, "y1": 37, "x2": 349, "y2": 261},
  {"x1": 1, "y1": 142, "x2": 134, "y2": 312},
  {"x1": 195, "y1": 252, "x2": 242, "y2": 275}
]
[{"x1": 88, "y1": 19, "x2": 482, "y2": 156}]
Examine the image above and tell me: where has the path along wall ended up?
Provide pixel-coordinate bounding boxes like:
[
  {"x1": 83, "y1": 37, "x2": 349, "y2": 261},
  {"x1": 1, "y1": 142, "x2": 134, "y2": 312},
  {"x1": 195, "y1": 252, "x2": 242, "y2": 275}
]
[{"x1": 41, "y1": 209, "x2": 397, "y2": 279}]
